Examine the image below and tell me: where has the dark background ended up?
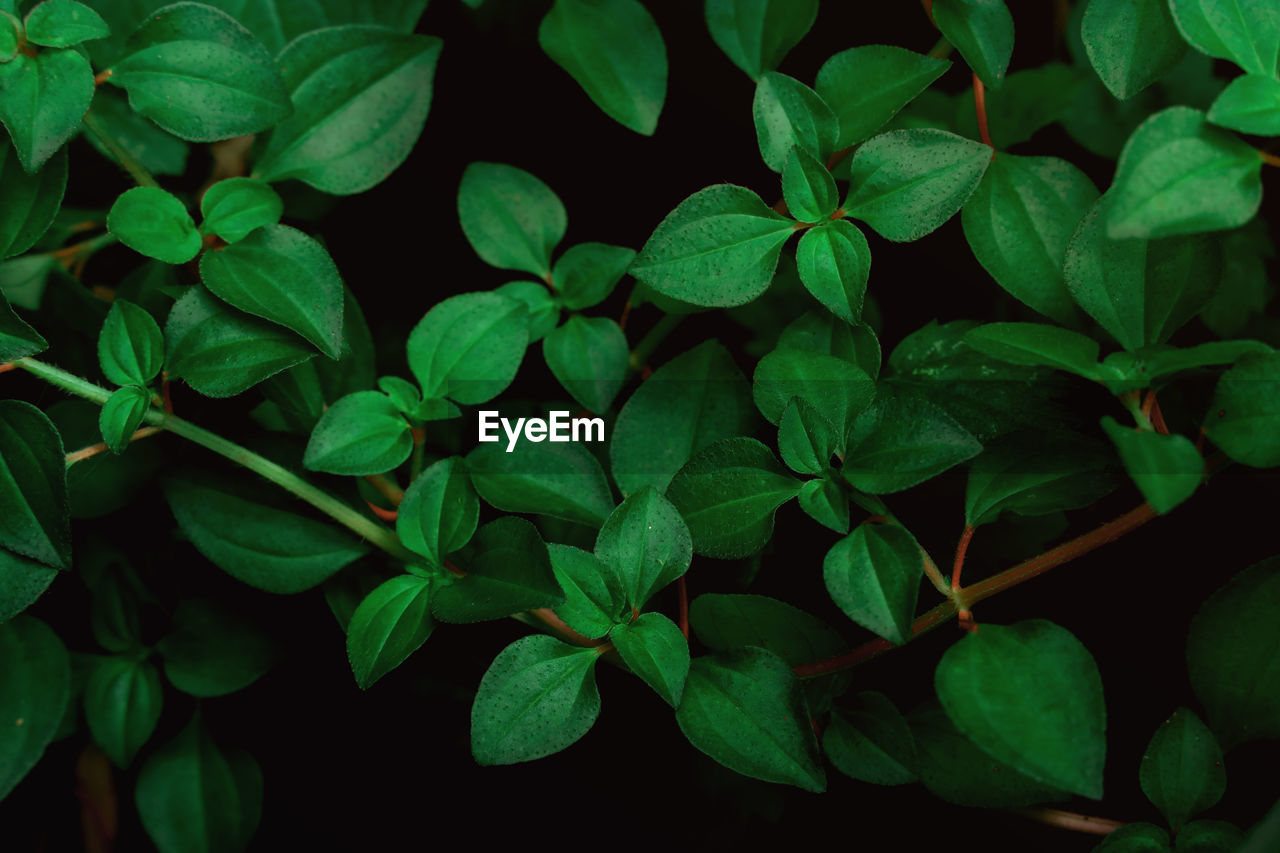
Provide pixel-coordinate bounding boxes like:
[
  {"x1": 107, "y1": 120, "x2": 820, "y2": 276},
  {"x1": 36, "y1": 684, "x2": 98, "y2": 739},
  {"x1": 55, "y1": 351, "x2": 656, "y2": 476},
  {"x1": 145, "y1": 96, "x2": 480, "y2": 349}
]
[{"x1": 5, "y1": 0, "x2": 1279, "y2": 849}]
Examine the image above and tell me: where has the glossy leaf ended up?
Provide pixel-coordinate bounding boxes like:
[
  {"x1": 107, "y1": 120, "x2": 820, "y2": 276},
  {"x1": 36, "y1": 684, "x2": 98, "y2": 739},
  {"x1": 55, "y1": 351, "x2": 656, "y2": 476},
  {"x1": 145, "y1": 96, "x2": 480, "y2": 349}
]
[
  {"x1": 0, "y1": 48, "x2": 93, "y2": 172},
  {"x1": 23, "y1": 0, "x2": 109, "y2": 48},
  {"x1": 457, "y1": 162, "x2": 565, "y2": 278},
  {"x1": 1140, "y1": 708, "x2": 1226, "y2": 830},
  {"x1": 543, "y1": 315, "x2": 629, "y2": 414},
  {"x1": 0, "y1": 615, "x2": 69, "y2": 799},
  {"x1": 705, "y1": 0, "x2": 818, "y2": 79},
  {"x1": 467, "y1": 439, "x2": 614, "y2": 528},
  {"x1": 84, "y1": 656, "x2": 162, "y2": 767},
  {"x1": 548, "y1": 544, "x2": 623, "y2": 638},
  {"x1": 157, "y1": 599, "x2": 278, "y2": 698},
  {"x1": 796, "y1": 219, "x2": 870, "y2": 323},
  {"x1": 0, "y1": 139, "x2": 65, "y2": 258},
  {"x1": 407, "y1": 290, "x2": 529, "y2": 405},
  {"x1": 431, "y1": 517, "x2": 563, "y2": 623},
  {"x1": 347, "y1": 575, "x2": 434, "y2": 689},
  {"x1": 0, "y1": 400, "x2": 69, "y2": 569},
  {"x1": 99, "y1": 298, "x2": 164, "y2": 386},
  {"x1": 844, "y1": 393, "x2": 982, "y2": 494},
  {"x1": 595, "y1": 486, "x2": 692, "y2": 609},
  {"x1": 752, "y1": 72, "x2": 838, "y2": 173},
  {"x1": 1169, "y1": 0, "x2": 1280, "y2": 76},
  {"x1": 199, "y1": 178, "x2": 282, "y2": 243},
  {"x1": 303, "y1": 391, "x2": 412, "y2": 476},
  {"x1": 932, "y1": 0, "x2": 1015, "y2": 89},
  {"x1": 777, "y1": 397, "x2": 839, "y2": 475},
  {"x1": 1205, "y1": 352, "x2": 1280, "y2": 467},
  {"x1": 782, "y1": 145, "x2": 838, "y2": 222},
  {"x1": 815, "y1": 45, "x2": 950, "y2": 148},
  {"x1": 99, "y1": 385, "x2": 151, "y2": 455},
  {"x1": 824, "y1": 523, "x2": 922, "y2": 644},
  {"x1": 397, "y1": 457, "x2": 479, "y2": 570},
  {"x1": 1101, "y1": 417, "x2": 1203, "y2": 514},
  {"x1": 612, "y1": 611, "x2": 689, "y2": 706},
  {"x1": 1082, "y1": 0, "x2": 1187, "y2": 100}
]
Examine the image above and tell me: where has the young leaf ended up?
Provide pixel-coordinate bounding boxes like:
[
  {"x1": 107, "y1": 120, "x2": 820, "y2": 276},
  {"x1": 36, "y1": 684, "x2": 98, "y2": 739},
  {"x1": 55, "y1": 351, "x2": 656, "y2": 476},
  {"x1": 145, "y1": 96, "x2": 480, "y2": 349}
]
[
  {"x1": 799, "y1": 476, "x2": 849, "y2": 533},
  {"x1": 783, "y1": 146, "x2": 838, "y2": 222},
  {"x1": 108, "y1": 187, "x2": 201, "y2": 264},
  {"x1": 99, "y1": 385, "x2": 151, "y2": 455},
  {"x1": 595, "y1": 486, "x2": 692, "y2": 609},
  {"x1": 497, "y1": 281, "x2": 560, "y2": 343},
  {"x1": 0, "y1": 400, "x2": 69, "y2": 569},
  {"x1": 397, "y1": 457, "x2": 479, "y2": 570},
  {"x1": 1140, "y1": 708, "x2": 1226, "y2": 831},
  {"x1": 543, "y1": 315, "x2": 629, "y2": 414},
  {"x1": 795, "y1": 219, "x2": 871, "y2": 323},
  {"x1": 612, "y1": 611, "x2": 689, "y2": 706},
  {"x1": 471, "y1": 635, "x2": 601, "y2": 765},
  {"x1": 548, "y1": 544, "x2": 623, "y2": 638},
  {"x1": 107, "y1": 2, "x2": 291, "y2": 142},
  {"x1": 99, "y1": 298, "x2": 164, "y2": 387},
  {"x1": 0, "y1": 139, "x2": 65, "y2": 258},
  {"x1": 965, "y1": 431, "x2": 1115, "y2": 527},
  {"x1": 752, "y1": 72, "x2": 839, "y2": 173},
  {"x1": 199, "y1": 178, "x2": 282, "y2": 244},
  {"x1": 431, "y1": 517, "x2": 563, "y2": 623},
  {"x1": 1169, "y1": 0, "x2": 1280, "y2": 76},
  {"x1": 303, "y1": 390, "x2": 413, "y2": 476},
  {"x1": 346, "y1": 575, "x2": 434, "y2": 689},
  {"x1": 0, "y1": 615, "x2": 69, "y2": 800},
  {"x1": 631, "y1": 184, "x2": 795, "y2": 307},
  {"x1": 935, "y1": 619, "x2": 1106, "y2": 799},
  {"x1": 1082, "y1": 0, "x2": 1187, "y2": 100},
  {"x1": 844, "y1": 393, "x2": 983, "y2": 494},
  {"x1": 825, "y1": 692, "x2": 918, "y2": 785},
  {"x1": 467, "y1": 439, "x2": 614, "y2": 528},
  {"x1": 1207, "y1": 73, "x2": 1280, "y2": 135},
  {"x1": 752, "y1": 347, "x2": 876, "y2": 438},
  {"x1": 23, "y1": 0, "x2": 109, "y2": 48},
  {"x1": 666, "y1": 437, "x2": 802, "y2": 559},
  {"x1": 778, "y1": 397, "x2": 840, "y2": 475},
  {"x1": 815, "y1": 45, "x2": 950, "y2": 148},
  {"x1": 823, "y1": 522, "x2": 922, "y2": 644},
  {"x1": 553, "y1": 242, "x2": 635, "y2": 310},
  {"x1": 844, "y1": 129, "x2": 993, "y2": 242},
  {"x1": 705, "y1": 0, "x2": 818, "y2": 79},
  {"x1": 0, "y1": 48, "x2": 94, "y2": 171},
  {"x1": 963, "y1": 322, "x2": 1101, "y2": 378},
  {"x1": 676, "y1": 647, "x2": 826, "y2": 792},
  {"x1": 457, "y1": 162, "x2": 566, "y2": 278},
  {"x1": 1206, "y1": 351, "x2": 1280, "y2": 468},
  {"x1": 1101, "y1": 417, "x2": 1203, "y2": 514},
  {"x1": 407, "y1": 290, "x2": 529, "y2": 405},
  {"x1": 156, "y1": 599, "x2": 279, "y2": 698},
  {"x1": 932, "y1": 0, "x2": 1015, "y2": 89},
  {"x1": 84, "y1": 656, "x2": 162, "y2": 767}
]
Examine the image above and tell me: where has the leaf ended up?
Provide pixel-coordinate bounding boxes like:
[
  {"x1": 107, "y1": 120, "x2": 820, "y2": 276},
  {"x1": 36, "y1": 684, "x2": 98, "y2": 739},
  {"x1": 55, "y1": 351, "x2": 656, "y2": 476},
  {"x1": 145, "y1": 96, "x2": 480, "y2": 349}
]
[
  {"x1": 1082, "y1": 0, "x2": 1187, "y2": 100},
  {"x1": 1101, "y1": 417, "x2": 1203, "y2": 514},
  {"x1": 1138, "y1": 340, "x2": 1274, "y2": 382},
  {"x1": 815, "y1": 45, "x2": 950, "y2": 148},
  {"x1": 396, "y1": 457, "x2": 479, "y2": 569},
  {"x1": 107, "y1": 1, "x2": 292, "y2": 142},
  {"x1": 0, "y1": 615, "x2": 68, "y2": 799},
  {"x1": 844, "y1": 129, "x2": 993, "y2": 242},
  {"x1": 843, "y1": 393, "x2": 982, "y2": 494},
  {"x1": 1206, "y1": 352, "x2": 1280, "y2": 467},
  {"x1": 199, "y1": 223, "x2": 345, "y2": 359},
  {"x1": 0, "y1": 290, "x2": 46, "y2": 362},
  {"x1": 953, "y1": 63, "x2": 1085, "y2": 148},
  {"x1": 346, "y1": 575, "x2": 434, "y2": 689},
  {"x1": 1169, "y1": 0, "x2": 1280, "y2": 76},
  {"x1": 157, "y1": 599, "x2": 278, "y2": 697},
  {"x1": 548, "y1": 544, "x2": 623, "y2": 638},
  {"x1": 752, "y1": 347, "x2": 876, "y2": 438},
  {"x1": 496, "y1": 281, "x2": 559, "y2": 343},
  {"x1": 1106, "y1": 107, "x2": 1262, "y2": 240},
  {"x1": 965, "y1": 430, "x2": 1116, "y2": 527},
  {"x1": 1207, "y1": 73, "x2": 1280, "y2": 135},
  {"x1": 432, "y1": 516, "x2": 563, "y2": 623},
  {"x1": 457, "y1": 162, "x2": 565, "y2": 279},
  {"x1": 1186, "y1": 555, "x2": 1280, "y2": 747},
  {"x1": 610, "y1": 340, "x2": 755, "y2": 495},
  {"x1": 704, "y1": 0, "x2": 818, "y2": 79},
  {"x1": 543, "y1": 315, "x2": 629, "y2": 414},
  {"x1": 595, "y1": 486, "x2": 692, "y2": 609},
  {"x1": 84, "y1": 89, "x2": 189, "y2": 176},
  {"x1": 631, "y1": 184, "x2": 795, "y2": 307},
  {"x1": 24, "y1": 0, "x2": 109, "y2": 47},
  {"x1": 825, "y1": 692, "x2": 918, "y2": 785},
  {"x1": 538, "y1": 0, "x2": 667, "y2": 135},
  {"x1": 0, "y1": 549, "x2": 57, "y2": 624},
  {"x1": 782, "y1": 145, "x2": 838, "y2": 222},
  {"x1": 799, "y1": 476, "x2": 849, "y2": 534},
  {"x1": 612, "y1": 611, "x2": 689, "y2": 706},
  {"x1": 0, "y1": 138, "x2": 65, "y2": 258},
  {"x1": 752, "y1": 72, "x2": 838, "y2": 173},
  {"x1": 199, "y1": 178, "x2": 282, "y2": 244},
  {"x1": 467, "y1": 439, "x2": 614, "y2": 528},
  {"x1": 795, "y1": 219, "x2": 870, "y2": 323},
  {"x1": 964, "y1": 322, "x2": 1100, "y2": 378},
  {"x1": 1094, "y1": 823, "x2": 1173, "y2": 852},
  {"x1": 823, "y1": 523, "x2": 922, "y2": 644},
  {"x1": 935, "y1": 619, "x2": 1106, "y2": 799},
  {"x1": 163, "y1": 472, "x2": 369, "y2": 594},
  {"x1": 0, "y1": 48, "x2": 94, "y2": 172},
  {"x1": 407, "y1": 290, "x2": 529, "y2": 406},
  {"x1": 254, "y1": 26, "x2": 441, "y2": 194},
  {"x1": 961, "y1": 154, "x2": 1097, "y2": 325},
  {"x1": 99, "y1": 298, "x2": 164, "y2": 387},
  {"x1": 553, "y1": 242, "x2": 635, "y2": 310},
  {"x1": 135, "y1": 714, "x2": 262, "y2": 853},
  {"x1": 676, "y1": 647, "x2": 826, "y2": 792},
  {"x1": 164, "y1": 285, "x2": 315, "y2": 398},
  {"x1": 302, "y1": 390, "x2": 412, "y2": 476},
  {"x1": 0, "y1": 400, "x2": 69, "y2": 569},
  {"x1": 99, "y1": 385, "x2": 151, "y2": 455},
  {"x1": 778, "y1": 397, "x2": 839, "y2": 475},
  {"x1": 666, "y1": 437, "x2": 801, "y2": 559},
  {"x1": 932, "y1": 0, "x2": 1015, "y2": 89},
  {"x1": 84, "y1": 656, "x2": 161, "y2": 767},
  {"x1": 1140, "y1": 708, "x2": 1226, "y2": 830},
  {"x1": 1176, "y1": 821, "x2": 1245, "y2": 852}
]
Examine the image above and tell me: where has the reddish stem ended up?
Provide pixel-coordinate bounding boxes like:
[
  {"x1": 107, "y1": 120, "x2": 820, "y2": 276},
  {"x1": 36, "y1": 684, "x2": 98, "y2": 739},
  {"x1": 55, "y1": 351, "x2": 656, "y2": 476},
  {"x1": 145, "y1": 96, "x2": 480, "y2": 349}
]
[
  {"x1": 161, "y1": 378, "x2": 173, "y2": 414},
  {"x1": 951, "y1": 525, "x2": 976, "y2": 590},
  {"x1": 529, "y1": 608, "x2": 604, "y2": 648},
  {"x1": 0, "y1": 362, "x2": 16, "y2": 374},
  {"x1": 618, "y1": 300, "x2": 633, "y2": 332},
  {"x1": 973, "y1": 72, "x2": 993, "y2": 149},
  {"x1": 365, "y1": 501, "x2": 398, "y2": 522},
  {"x1": 1016, "y1": 807, "x2": 1125, "y2": 837},
  {"x1": 826, "y1": 147, "x2": 853, "y2": 171}
]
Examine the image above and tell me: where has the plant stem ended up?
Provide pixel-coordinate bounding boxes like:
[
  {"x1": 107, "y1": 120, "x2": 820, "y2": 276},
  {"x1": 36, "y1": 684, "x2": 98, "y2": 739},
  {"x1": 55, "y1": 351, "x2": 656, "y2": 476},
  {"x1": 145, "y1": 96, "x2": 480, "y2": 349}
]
[
  {"x1": 81, "y1": 110, "x2": 160, "y2": 189},
  {"x1": 66, "y1": 426, "x2": 163, "y2": 465},
  {"x1": 1014, "y1": 807, "x2": 1124, "y2": 836},
  {"x1": 951, "y1": 524, "x2": 975, "y2": 590},
  {"x1": 1261, "y1": 149, "x2": 1280, "y2": 168},
  {"x1": 972, "y1": 72, "x2": 993, "y2": 149},
  {"x1": 629, "y1": 312, "x2": 682, "y2": 371}
]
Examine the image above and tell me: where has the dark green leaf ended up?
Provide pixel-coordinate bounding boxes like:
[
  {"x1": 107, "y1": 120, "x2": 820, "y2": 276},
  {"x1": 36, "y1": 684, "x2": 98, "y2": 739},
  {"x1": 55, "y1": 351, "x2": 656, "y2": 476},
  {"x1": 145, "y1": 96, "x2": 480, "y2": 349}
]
[
  {"x1": 612, "y1": 611, "x2": 689, "y2": 706},
  {"x1": 0, "y1": 290, "x2": 47, "y2": 362},
  {"x1": 457, "y1": 162, "x2": 565, "y2": 278},
  {"x1": 84, "y1": 89, "x2": 189, "y2": 177},
  {"x1": 84, "y1": 656, "x2": 161, "y2": 767},
  {"x1": 705, "y1": 0, "x2": 818, "y2": 79},
  {"x1": 795, "y1": 219, "x2": 870, "y2": 323},
  {"x1": 1207, "y1": 73, "x2": 1280, "y2": 135},
  {"x1": 0, "y1": 138, "x2": 65, "y2": 258},
  {"x1": 964, "y1": 322, "x2": 1100, "y2": 378},
  {"x1": 691, "y1": 593, "x2": 845, "y2": 664},
  {"x1": 778, "y1": 397, "x2": 839, "y2": 475},
  {"x1": 0, "y1": 48, "x2": 93, "y2": 171},
  {"x1": 798, "y1": 476, "x2": 848, "y2": 533},
  {"x1": 157, "y1": 599, "x2": 279, "y2": 697},
  {"x1": 396, "y1": 456, "x2": 479, "y2": 569},
  {"x1": 0, "y1": 549, "x2": 57, "y2": 624},
  {"x1": 1094, "y1": 823, "x2": 1172, "y2": 852},
  {"x1": 844, "y1": 393, "x2": 982, "y2": 494},
  {"x1": 1138, "y1": 340, "x2": 1273, "y2": 382},
  {"x1": 1140, "y1": 708, "x2": 1226, "y2": 830},
  {"x1": 548, "y1": 544, "x2": 623, "y2": 638},
  {"x1": 932, "y1": 0, "x2": 1015, "y2": 89},
  {"x1": 407, "y1": 290, "x2": 529, "y2": 405},
  {"x1": 496, "y1": 281, "x2": 559, "y2": 342},
  {"x1": 782, "y1": 145, "x2": 838, "y2": 222},
  {"x1": 346, "y1": 575, "x2": 434, "y2": 689},
  {"x1": 1101, "y1": 417, "x2": 1203, "y2": 514},
  {"x1": 815, "y1": 45, "x2": 950, "y2": 148},
  {"x1": 99, "y1": 385, "x2": 151, "y2": 455},
  {"x1": 303, "y1": 390, "x2": 412, "y2": 476},
  {"x1": 99, "y1": 298, "x2": 164, "y2": 386},
  {"x1": 823, "y1": 522, "x2": 922, "y2": 644},
  {"x1": 779, "y1": 310, "x2": 881, "y2": 376},
  {"x1": 543, "y1": 315, "x2": 628, "y2": 414},
  {"x1": 1176, "y1": 820, "x2": 1245, "y2": 853},
  {"x1": 825, "y1": 692, "x2": 918, "y2": 785},
  {"x1": 432, "y1": 516, "x2": 563, "y2": 623},
  {"x1": 0, "y1": 400, "x2": 69, "y2": 569},
  {"x1": 199, "y1": 178, "x2": 281, "y2": 243},
  {"x1": 1169, "y1": 0, "x2": 1280, "y2": 76},
  {"x1": 1206, "y1": 352, "x2": 1280, "y2": 467},
  {"x1": 966, "y1": 431, "x2": 1115, "y2": 527},
  {"x1": 24, "y1": 0, "x2": 109, "y2": 47},
  {"x1": 953, "y1": 64, "x2": 1085, "y2": 148},
  {"x1": 752, "y1": 72, "x2": 838, "y2": 173},
  {"x1": 467, "y1": 439, "x2": 614, "y2": 528},
  {"x1": 0, "y1": 615, "x2": 68, "y2": 799},
  {"x1": 553, "y1": 242, "x2": 635, "y2": 310},
  {"x1": 595, "y1": 486, "x2": 691, "y2": 609},
  {"x1": 1082, "y1": 0, "x2": 1187, "y2": 100},
  {"x1": 752, "y1": 347, "x2": 876, "y2": 438}
]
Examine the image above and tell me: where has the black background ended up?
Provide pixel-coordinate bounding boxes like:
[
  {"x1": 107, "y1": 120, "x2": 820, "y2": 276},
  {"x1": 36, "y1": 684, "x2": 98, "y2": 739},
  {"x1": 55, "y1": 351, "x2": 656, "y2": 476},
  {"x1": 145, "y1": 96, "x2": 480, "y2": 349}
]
[{"x1": 5, "y1": 0, "x2": 1279, "y2": 850}]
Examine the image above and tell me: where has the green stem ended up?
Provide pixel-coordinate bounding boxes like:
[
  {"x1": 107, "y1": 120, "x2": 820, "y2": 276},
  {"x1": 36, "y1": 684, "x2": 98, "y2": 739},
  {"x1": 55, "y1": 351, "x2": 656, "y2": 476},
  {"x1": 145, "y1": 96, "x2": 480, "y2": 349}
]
[
  {"x1": 628, "y1": 313, "x2": 682, "y2": 371},
  {"x1": 15, "y1": 358, "x2": 417, "y2": 562},
  {"x1": 81, "y1": 110, "x2": 160, "y2": 189}
]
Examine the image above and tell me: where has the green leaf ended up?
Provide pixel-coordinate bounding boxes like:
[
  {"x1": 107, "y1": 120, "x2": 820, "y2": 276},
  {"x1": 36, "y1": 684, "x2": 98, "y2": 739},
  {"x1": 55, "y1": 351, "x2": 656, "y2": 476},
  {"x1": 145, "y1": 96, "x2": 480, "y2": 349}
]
[
  {"x1": 798, "y1": 476, "x2": 849, "y2": 533},
  {"x1": 1095, "y1": 823, "x2": 1172, "y2": 852},
  {"x1": 254, "y1": 26, "x2": 441, "y2": 194},
  {"x1": 108, "y1": 187, "x2": 200, "y2": 264},
  {"x1": 157, "y1": 599, "x2": 278, "y2": 697},
  {"x1": 778, "y1": 397, "x2": 839, "y2": 475},
  {"x1": 1139, "y1": 340, "x2": 1273, "y2": 382},
  {"x1": 199, "y1": 224, "x2": 345, "y2": 359},
  {"x1": 407, "y1": 290, "x2": 529, "y2": 405},
  {"x1": 935, "y1": 619, "x2": 1106, "y2": 799},
  {"x1": 1169, "y1": 0, "x2": 1280, "y2": 76},
  {"x1": 611, "y1": 340, "x2": 755, "y2": 495},
  {"x1": 553, "y1": 242, "x2": 635, "y2": 310},
  {"x1": 612, "y1": 611, "x2": 689, "y2": 706},
  {"x1": 953, "y1": 63, "x2": 1085, "y2": 148},
  {"x1": 1206, "y1": 352, "x2": 1280, "y2": 467},
  {"x1": 1140, "y1": 708, "x2": 1226, "y2": 830},
  {"x1": 107, "y1": 1, "x2": 292, "y2": 142},
  {"x1": 752, "y1": 347, "x2": 876, "y2": 438},
  {"x1": 1101, "y1": 417, "x2": 1203, "y2": 514},
  {"x1": 396, "y1": 456, "x2": 479, "y2": 569},
  {"x1": 538, "y1": 0, "x2": 666, "y2": 135},
  {"x1": 1082, "y1": 0, "x2": 1187, "y2": 100},
  {"x1": 752, "y1": 72, "x2": 838, "y2": 173},
  {"x1": 1175, "y1": 821, "x2": 1245, "y2": 853},
  {"x1": 676, "y1": 647, "x2": 826, "y2": 792},
  {"x1": 0, "y1": 290, "x2": 46, "y2": 362},
  {"x1": 346, "y1": 575, "x2": 433, "y2": 689},
  {"x1": 1207, "y1": 73, "x2": 1280, "y2": 135},
  {"x1": 932, "y1": 0, "x2": 1015, "y2": 89},
  {"x1": 964, "y1": 322, "x2": 1100, "y2": 378},
  {"x1": 165, "y1": 285, "x2": 315, "y2": 398},
  {"x1": 432, "y1": 516, "x2": 563, "y2": 623},
  {"x1": 704, "y1": 0, "x2": 817, "y2": 79},
  {"x1": 457, "y1": 162, "x2": 565, "y2": 279},
  {"x1": 795, "y1": 219, "x2": 870, "y2": 323},
  {"x1": 782, "y1": 146, "x2": 838, "y2": 222},
  {"x1": 548, "y1": 544, "x2": 623, "y2": 638},
  {"x1": 99, "y1": 385, "x2": 151, "y2": 455},
  {"x1": 0, "y1": 400, "x2": 69, "y2": 569},
  {"x1": 825, "y1": 691, "x2": 918, "y2": 785},
  {"x1": 467, "y1": 439, "x2": 614, "y2": 528},
  {"x1": 0, "y1": 549, "x2": 57, "y2": 624},
  {"x1": 1186, "y1": 555, "x2": 1280, "y2": 747},
  {"x1": 99, "y1": 298, "x2": 164, "y2": 387},
  {"x1": 0, "y1": 138, "x2": 65, "y2": 258},
  {"x1": 631, "y1": 184, "x2": 795, "y2": 307},
  {"x1": 496, "y1": 281, "x2": 559, "y2": 343},
  {"x1": 471, "y1": 634, "x2": 601, "y2": 764},
  {"x1": 666, "y1": 437, "x2": 801, "y2": 559},
  {"x1": 0, "y1": 10, "x2": 17, "y2": 62},
  {"x1": 24, "y1": 0, "x2": 109, "y2": 47},
  {"x1": 966, "y1": 431, "x2": 1115, "y2": 527},
  {"x1": 815, "y1": 45, "x2": 950, "y2": 148},
  {"x1": 961, "y1": 154, "x2": 1097, "y2": 325},
  {"x1": 135, "y1": 713, "x2": 262, "y2": 853},
  {"x1": 163, "y1": 472, "x2": 369, "y2": 593},
  {"x1": 595, "y1": 486, "x2": 691, "y2": 609},
  {"x1": 199, "y1": 178, "x2": 281, "y2": 244},
  {"x1": 845, "y1": 129, "x2": 992, "y2": 242},
  {"x1": 0, "y1": 48, "x2": 94, "y2": 172},
  {"x1": 0, "y1": 615, "x2": 68, "y2": 799},
  {"x1": 823, "y1": 522, "x2": 922, "y2": 644},
  {"x1": 1107, "y1": 107, "x2": 1262, "y2": 240},
  {"x1": 84, "y1": 656, "x2": 161, "y2": 767},
  {"x1": 84, "y1": 88, "x2": 189, "y2": 176},
  {"x1": 844, "y1": 393, "x2": 982, "y2": 494},
  {"x1": 303, "y1": 390, "x2": 412, "y2": 476},
  {"x1": 543, "y1": 315, "x2": 628, "y2": 414}
]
